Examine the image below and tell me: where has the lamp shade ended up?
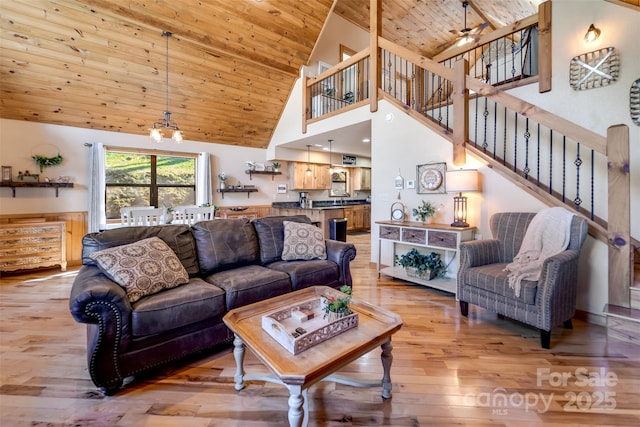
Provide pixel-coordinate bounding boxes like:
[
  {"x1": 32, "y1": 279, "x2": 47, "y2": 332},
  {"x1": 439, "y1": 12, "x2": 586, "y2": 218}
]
[{"x1": 446, "y1": 169, "x2": 479, "y2": 193}]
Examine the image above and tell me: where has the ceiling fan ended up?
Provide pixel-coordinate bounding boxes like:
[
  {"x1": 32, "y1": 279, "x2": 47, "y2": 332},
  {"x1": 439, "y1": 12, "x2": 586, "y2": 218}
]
[{"x1": 439, "y1": 1, "x2": 489, "y2": 50}]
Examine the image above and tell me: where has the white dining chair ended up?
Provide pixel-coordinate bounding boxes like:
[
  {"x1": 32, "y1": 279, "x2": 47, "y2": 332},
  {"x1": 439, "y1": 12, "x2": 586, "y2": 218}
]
[
  {"x1": 130, "y1": 207, "x2": 167, "y2": 226},
  {"x1": 182, "y1": 206, "x2": 216, "y2": 224},
  {"x1": 171, "y1": 205, "x2": 198, "y2": 224},
  {"x1": 120, "y1": 206, "x2": 154, "y2": 226}
]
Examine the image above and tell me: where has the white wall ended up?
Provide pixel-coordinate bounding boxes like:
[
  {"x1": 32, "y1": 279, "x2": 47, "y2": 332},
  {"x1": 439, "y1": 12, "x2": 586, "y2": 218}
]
[
  {"x1": 307, "y1": 13, "x2": 370, "y2": 74},
  {"x1": 0, "y1": 119, "x2": 284, "y2": 213}
]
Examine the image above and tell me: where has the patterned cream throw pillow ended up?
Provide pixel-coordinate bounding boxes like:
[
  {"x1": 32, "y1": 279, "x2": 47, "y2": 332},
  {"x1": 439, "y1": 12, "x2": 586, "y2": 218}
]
[
  {"x1": 89, "y1": 237, "x2": 189, "y2": 303},
  {"x1": 281, "y1": 221, "x2": 327, "y2": 261}
]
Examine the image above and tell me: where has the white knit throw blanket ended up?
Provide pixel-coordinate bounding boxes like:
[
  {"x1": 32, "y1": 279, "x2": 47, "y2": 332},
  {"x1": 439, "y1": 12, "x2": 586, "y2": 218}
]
[{"x1": 504, "y1": 207, "x2": 574, "y2": 297}]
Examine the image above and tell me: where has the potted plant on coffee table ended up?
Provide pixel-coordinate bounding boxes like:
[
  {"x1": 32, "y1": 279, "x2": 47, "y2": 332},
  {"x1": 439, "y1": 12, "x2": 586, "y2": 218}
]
[
  {"x1": 395, "y1": 248, "x2": 446, "y2": 280},
  {"x1": 321, "y1": 285, "x2": 353, "y2": 321}
]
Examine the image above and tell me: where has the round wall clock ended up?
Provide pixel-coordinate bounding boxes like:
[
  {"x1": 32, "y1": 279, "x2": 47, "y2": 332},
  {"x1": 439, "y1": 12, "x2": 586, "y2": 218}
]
[{"x1": 417, "y1": 163, "x2": 447, "y2": 194}]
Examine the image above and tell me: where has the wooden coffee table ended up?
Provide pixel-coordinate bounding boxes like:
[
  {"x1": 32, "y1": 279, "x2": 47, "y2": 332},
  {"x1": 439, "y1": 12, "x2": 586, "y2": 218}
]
[{"x1": 223, "y1": 286, "x2": 403, "y2": 427}]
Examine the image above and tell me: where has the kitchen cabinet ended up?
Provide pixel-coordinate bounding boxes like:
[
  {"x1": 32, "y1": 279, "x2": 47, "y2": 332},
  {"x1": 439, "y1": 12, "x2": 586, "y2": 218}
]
[
  {"x1": 217, "y1": 205, "x2": 271, "y2": 220},
  {"x1": 290, "y1": 162, "x2": 330, "y2": 190},
  {"x1": 351, "y1": 167, "x2": 371, "y2": 191},
  {"x1": 270, "y1": 207, "x2": 346, "y2": 239},
  {"x1": 345, "y1": 205, "x2": 370, "y2": 231}
]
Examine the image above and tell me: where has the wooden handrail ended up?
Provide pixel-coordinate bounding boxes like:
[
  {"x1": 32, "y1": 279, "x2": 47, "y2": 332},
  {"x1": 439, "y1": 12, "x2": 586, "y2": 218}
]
[
  {"x1": 305, "y1": 48, "x2": 370, "y2": 88},
  {"x1": 465, "y1": 77, "x2": 607, "y2": 154},
  {"x1": 378, "y1": 38, "x2": 454, "y2": 81}
]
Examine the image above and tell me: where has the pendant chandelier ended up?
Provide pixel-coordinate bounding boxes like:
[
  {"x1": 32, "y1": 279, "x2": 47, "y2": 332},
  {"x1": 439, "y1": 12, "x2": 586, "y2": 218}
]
[
  {"x1": 306, "y1": 145, "x2": 313, "y2": 176},
  {"x1": 149, "y1": 31, "x2": 184, "y2": 143}
]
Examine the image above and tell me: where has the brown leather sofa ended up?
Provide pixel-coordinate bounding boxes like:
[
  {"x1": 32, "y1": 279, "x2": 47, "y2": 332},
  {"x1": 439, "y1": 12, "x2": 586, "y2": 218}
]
[{"x1": 69, "y1": 215, "x2": 356, "y2": 395}]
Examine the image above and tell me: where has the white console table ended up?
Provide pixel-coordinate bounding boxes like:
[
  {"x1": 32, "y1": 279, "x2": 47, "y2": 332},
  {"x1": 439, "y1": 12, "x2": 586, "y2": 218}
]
[{"x1": 375, "y1": 220, "x2": 476, "y2": 295}]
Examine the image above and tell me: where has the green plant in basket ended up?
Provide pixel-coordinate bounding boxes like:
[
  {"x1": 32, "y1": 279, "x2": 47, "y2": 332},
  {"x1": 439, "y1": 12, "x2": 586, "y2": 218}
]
[
  {"x1": 321, "y1": 285, "x2": 353, "y2": 319},
  {"x1": 395, "y1": 248, "x2": 446, "y2": 278}
]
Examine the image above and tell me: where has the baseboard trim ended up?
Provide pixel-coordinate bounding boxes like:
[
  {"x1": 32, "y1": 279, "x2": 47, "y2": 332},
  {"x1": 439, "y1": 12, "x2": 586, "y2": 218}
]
[{"x1": 574, "y1": 309, "x2": 606, "y2": 327}]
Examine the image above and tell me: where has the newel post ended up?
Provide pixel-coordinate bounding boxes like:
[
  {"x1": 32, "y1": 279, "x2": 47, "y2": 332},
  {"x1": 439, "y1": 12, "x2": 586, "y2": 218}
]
[
  {"x1": 452, "y1": 59, "x2": 469, "y2": 166},
  {"x1": 607, "y1": 124, "x2": 630, "y2": 307},
  {"x1": 369, "y1": 0, "x2": 381, "y2": 113},
  {"x1": 302, "y1": 75, "x2": 309, "y2": 134}
]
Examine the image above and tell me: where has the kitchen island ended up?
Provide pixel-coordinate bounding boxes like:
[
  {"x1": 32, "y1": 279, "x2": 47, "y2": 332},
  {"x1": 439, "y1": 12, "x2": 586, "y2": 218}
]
[{"x1": 271, "y1": 201, "x2": 370, "y2": 239}]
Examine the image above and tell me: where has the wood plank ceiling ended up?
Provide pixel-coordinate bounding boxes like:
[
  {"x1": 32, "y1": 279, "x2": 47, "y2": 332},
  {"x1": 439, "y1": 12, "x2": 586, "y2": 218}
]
[{"x1": 1, "y1": 0, "x2": 634, "y2": 148}]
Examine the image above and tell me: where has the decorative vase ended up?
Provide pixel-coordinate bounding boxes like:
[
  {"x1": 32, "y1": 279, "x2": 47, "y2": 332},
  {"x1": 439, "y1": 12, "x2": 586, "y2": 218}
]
[{"x1": 220, "y1": 182, "x2": 226, "y2": 190}]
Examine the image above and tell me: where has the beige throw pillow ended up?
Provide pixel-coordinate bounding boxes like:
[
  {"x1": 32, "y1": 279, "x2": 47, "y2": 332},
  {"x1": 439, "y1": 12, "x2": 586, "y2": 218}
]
[
  {"x1": 89, "y1": 237, "x2": 189, "y2": 303},
  {"x1": 281, "y1": 221, "x2": 326, "y2": 261}
]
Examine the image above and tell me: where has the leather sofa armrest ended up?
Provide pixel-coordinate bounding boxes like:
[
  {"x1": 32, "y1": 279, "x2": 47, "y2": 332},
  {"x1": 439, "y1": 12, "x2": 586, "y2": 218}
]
[
  {"x1": 459, "y1": 239, "x2": 502, "y2": 268},
  {"x1": 69, "y1": 266, "x2": 133, "y2": 324},
  {"x1": 325, "y1": 239, "x2": 357, "y2": 287}
]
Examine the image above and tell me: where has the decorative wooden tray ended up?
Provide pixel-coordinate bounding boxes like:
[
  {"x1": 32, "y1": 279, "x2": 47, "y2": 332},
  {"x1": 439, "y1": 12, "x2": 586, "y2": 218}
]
[{"x1": 261, "y1": 297, "x2": 359, "y2": 355}]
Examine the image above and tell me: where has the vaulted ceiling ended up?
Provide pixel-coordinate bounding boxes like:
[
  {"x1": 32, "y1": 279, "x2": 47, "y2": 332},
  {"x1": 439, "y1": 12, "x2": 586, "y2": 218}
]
[{"x1": 1, "y1": 1, "x2": 634, "y2": 149}]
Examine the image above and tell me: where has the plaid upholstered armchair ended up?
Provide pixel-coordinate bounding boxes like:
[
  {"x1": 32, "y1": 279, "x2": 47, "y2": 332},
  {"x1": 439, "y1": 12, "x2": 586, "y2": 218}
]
[{"x1": 457, "y1": 212, "x2": 588, "y2": 348}]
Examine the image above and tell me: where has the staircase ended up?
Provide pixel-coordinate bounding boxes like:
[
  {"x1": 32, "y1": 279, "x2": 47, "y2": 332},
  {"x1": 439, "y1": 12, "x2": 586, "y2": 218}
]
[{"x1": 303, "y1": 1, "x2": 637, "y2": 344}]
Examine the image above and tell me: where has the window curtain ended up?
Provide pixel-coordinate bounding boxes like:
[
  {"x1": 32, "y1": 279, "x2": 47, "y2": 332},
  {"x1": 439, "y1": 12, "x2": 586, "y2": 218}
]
[
  {"x1": 88, "y1": 142, "x2": 106, "y2": 232},
  {"x1": 196, "y1": 152, "x2": 213, "y2": 206}
]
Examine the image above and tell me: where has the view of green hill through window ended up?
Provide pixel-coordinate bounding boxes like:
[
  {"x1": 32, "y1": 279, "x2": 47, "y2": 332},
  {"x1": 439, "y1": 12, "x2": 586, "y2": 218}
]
[{"x1": 105, "y1": 151, "x2": 196, "y2": 219}]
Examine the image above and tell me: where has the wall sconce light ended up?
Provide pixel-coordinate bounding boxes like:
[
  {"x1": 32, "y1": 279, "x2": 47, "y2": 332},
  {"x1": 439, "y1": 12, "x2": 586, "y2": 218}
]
[
  {"x1": 584, "y1": 24, "x2": 601, "y2": 43},
  {"x1": 446, "y1": 169, "x2": 479, "y2": 227}
]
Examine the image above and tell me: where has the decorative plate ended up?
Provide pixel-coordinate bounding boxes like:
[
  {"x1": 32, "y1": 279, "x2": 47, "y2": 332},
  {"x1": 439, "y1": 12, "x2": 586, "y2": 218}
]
[{"x1": 417, "y1": 162, "x2": 446, "y2": 194}]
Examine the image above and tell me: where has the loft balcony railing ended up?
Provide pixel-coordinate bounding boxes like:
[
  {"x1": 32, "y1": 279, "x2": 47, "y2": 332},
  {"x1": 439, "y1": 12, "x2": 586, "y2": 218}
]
[
  {"x1": 304, "y1": 50, "x2": 371, "y2": 125},
  {"x1": 433, "y1": 14, "x2": 541, "y2": 90}
]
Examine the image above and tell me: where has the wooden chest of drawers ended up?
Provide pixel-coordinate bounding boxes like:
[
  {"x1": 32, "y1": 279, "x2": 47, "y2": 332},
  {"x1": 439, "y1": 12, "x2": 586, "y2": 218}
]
[{"x1": 0, "y1": 221, "x2": 67, "y2": 272}]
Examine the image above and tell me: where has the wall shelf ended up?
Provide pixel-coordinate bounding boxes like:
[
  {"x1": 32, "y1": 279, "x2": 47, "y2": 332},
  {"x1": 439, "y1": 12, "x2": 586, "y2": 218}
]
[
  {"x1": 245, "y1": 170, "x2": 282, "y2": 181},
  {"x1": 217, "y1": 188, "x2": 258, "y2": 199},
  {"x1": 0, "y1": 181, "x2": 74, "y2": 197}
]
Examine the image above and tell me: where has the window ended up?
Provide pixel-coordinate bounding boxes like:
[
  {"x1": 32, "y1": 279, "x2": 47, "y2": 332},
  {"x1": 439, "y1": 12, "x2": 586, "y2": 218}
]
[{"x1": 105, "y1": 148, "x2": 197, "y2": 219}]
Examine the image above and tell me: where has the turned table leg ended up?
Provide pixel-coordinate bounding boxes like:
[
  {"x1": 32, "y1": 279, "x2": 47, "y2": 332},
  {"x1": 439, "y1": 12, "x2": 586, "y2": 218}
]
[
  {"x1": 287, "y1": 384, "x2": 304, "y2": 427},
  {"x1": 380, "y1": 338, "x2": 393, "y2": 399},
  {"x1": 233, "y1": 334, "x2": 246, "y2": 391}
]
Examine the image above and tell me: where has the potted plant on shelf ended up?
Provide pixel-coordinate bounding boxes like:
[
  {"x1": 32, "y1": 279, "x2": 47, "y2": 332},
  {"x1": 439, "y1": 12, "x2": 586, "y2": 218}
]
[
  {"x1": 271, "y1": 162, "x2": 282, "y2": 172},
  {"x1": 321, "y1": 285, "x2": 353, "y2": 322},
  {"x1": 217, "y1": 172, "x2": 227, "y2": 190},
  {"x1": 412, "y1": 200, "x2": 439, "y2": 223},
  {"x1": 395, "y1": 248, "x2": 446, "y2": 280}
]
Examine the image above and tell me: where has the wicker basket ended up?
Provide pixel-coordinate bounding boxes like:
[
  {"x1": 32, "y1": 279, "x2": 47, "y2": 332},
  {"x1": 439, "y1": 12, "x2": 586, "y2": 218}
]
[{"x1": 405, "y1": 266, "x2": 435, "y2": 281}]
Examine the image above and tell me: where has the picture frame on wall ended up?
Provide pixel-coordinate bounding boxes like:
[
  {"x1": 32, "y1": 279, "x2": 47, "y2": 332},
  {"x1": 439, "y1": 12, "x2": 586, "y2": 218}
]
[
  {"x1": 417, "y1": 162, "x2": 446, "y2": 194},
  {"x1": 317, "y1": 61, "x2": 331, "y2": 75},
  {"x1": 2, "y1": 166, "x2": 11, "y2": 182}
]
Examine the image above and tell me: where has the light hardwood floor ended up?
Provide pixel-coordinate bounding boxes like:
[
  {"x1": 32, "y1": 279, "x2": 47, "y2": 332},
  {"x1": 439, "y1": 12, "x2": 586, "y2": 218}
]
[{"x1": 1, "y1": 232, "x2": 639, "y2": 426}]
